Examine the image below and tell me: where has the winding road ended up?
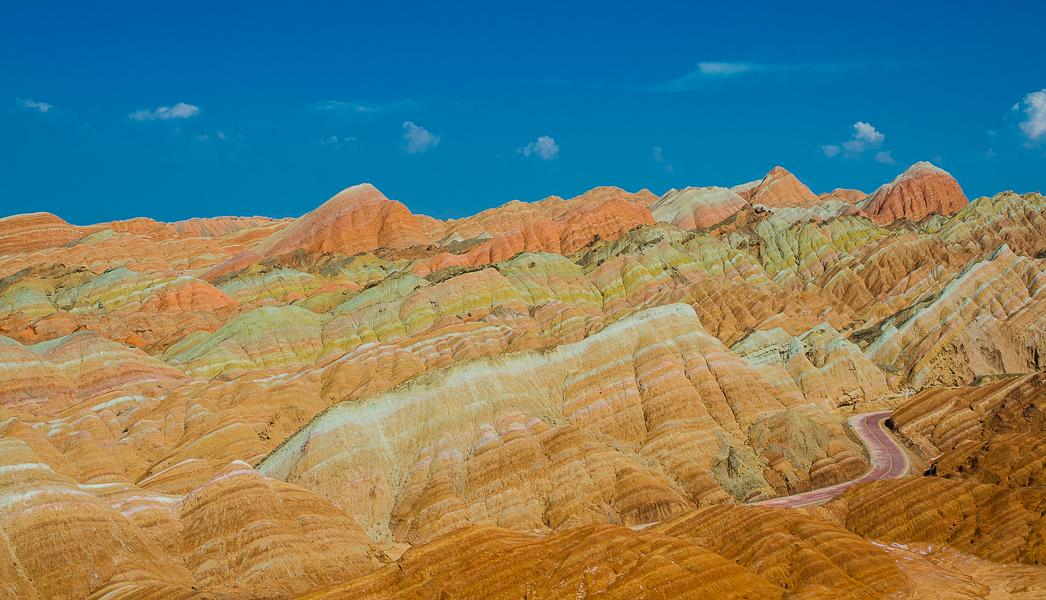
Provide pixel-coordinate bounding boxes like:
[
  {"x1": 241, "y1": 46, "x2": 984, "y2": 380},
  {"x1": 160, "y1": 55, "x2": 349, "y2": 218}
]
[
  {"x1": 749, "y1": 411, "x2": 911, "y2": 508},
  {"x1": 630, "y1": 411, "x2": 912, "y2": 530}
]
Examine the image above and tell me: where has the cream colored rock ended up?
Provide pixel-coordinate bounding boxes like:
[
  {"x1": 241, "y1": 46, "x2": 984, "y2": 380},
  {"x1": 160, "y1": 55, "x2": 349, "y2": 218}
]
[
  {"x1": 732, "y1": 323, "x2": 892, "y2": 408},
  {"x1": 649, "y1": 187, "x2": 747, "y2": 230},
  {"x1": 261, "y1": 305, "x2": 863, "y2": 544}
]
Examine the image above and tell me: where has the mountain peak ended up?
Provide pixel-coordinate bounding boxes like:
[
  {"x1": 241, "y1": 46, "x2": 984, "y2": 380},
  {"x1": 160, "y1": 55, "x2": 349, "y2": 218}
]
[
  {"x1": 861, "y1": 161, "x2": 968, "y2": 225},
  {"x1": 254, "y1": 183, "x2": 428, "y2": 258},
  {"x1": 649, "y1": 186, "x2": 747, "y2": 230},
  {"x1": 740, "y1": 166, "x2": 819, "y2": 208}
]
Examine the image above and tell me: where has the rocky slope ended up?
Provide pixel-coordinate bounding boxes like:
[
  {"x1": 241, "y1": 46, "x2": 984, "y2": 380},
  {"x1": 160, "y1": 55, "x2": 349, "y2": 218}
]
[
  {"x1": 1, "y1": 164, "x2": 1045, "y2": 598},
  {"x1": 254, "y1": 183, "x2": 430, "y2": 257},
  {"x1": 259, "y1": 305, "x2": 864, "y2": 544},
  {"x1": 648, "y1": 187, "x2": 747, "y2": 230},
  {"x1": 735, "y1": 166, "x2": 820, "y2": 208},
  {"x1": 859, "y1": 162, "x2": 969, "y2": 225}
]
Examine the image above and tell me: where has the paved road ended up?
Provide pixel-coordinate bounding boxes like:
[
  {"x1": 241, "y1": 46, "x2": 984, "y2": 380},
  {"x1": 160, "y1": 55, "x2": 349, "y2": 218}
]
[
  {"x1": 749, "y1": 411, "x2": 911, "y2": 508},
  {"x1": 630, "y1": 412, "x2": 911, "y2": 530}
]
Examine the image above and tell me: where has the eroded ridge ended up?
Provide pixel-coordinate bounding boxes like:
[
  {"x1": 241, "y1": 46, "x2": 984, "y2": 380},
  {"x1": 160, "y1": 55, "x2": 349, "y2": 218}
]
[{"x1": 1, "y1": 164, "x2": 1045, "y2": 598}]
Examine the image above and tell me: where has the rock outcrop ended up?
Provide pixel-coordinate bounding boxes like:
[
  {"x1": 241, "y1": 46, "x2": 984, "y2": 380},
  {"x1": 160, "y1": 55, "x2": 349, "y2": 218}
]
[
  {"x1": 169, "y1": 215, "x2": 291, "y2": 237},
  {"x1": 737, "y1": 166, "x2": 820, "y2": 208},
  {"x1": 261, "y1": 305, "x2": 864, "y2": 544},
  {"x1": 255, "y1": 184, "x2": 429, "y2": 257},
  {"x1": 648, "y1": 187, "x2": 747, "y2": 230},
  {"x1": 0, "y1": 212, "x2": 83, "y2": 255},
  {"x1": 859, "y1": 162, "x2": 969, "y2": 225},
  {"x1": 819, "y1": 188, "x2": 868, "y2": 205},
  {"x1": 1, "y1": 169, "x2": 1045, "y2": 598}
]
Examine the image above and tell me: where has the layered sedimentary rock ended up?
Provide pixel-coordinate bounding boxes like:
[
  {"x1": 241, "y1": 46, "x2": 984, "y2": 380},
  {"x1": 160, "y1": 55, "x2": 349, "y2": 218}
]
[
  {"x1": 1, "y1": 169, "x2": 1046, "y2": 597},
  {"x1": 0, "y1": 212, "x2": 84, "y2": 255},
  {"x1": 297, "y1": 524, "x2": 784, "y2": 600},
  {"x1": 765, "y1": 199, "x2": 862, "y2": 223},
  {"x1": 819, "y1": 188, "x2": 868, "y2": 205},
  {"x1": 804, "y1": 371, "x2": 1046, "y2": 583},
  {"x1": 32, "y1": 330, "x2": 190, "y2": 401},
  {"x1": 0, "y1": 437, "x2": 386, "y2": 599},
  {"x1": 737, "y1": 166, "x2": 820, "y2": 208},
  {"x1": 165, "y1": 304, "x2": 324, "y2": 378},
  {"x1": 835, "y1": 477, "x2": 1046, "y2": 566},
  {"x1": 654, "y1": 505, "x2": 913, "y2": 599},
  {"x1": 0, "y1": 335, "x2": 77, "y2": 412},
  {"x1": 0, "y1": 437, "x2": 194, "y2": 599},
  {"x1": 888, "y1": 372, "x2": 1046, "y2": 485},
  {"x1": 175, "y1": 460, "x2": 386, "y2": 592},
  {"x1": 860, "y1": 162, "x2": 969, "y2": 225},
  {"x1": 731, "y1": 323, "x2": 892, "y2": 408},
  {"x1": 432, "y1": 187, "x2": 655, "y2": 242},
  {"x1": 297, "y1": 495, "x2": 1046, "y2": 599},
  {"x1": 939, "y1": 190, "x2": 1046, "y2": 258},
  {"x1": 408, "y1": 187, "x2": 656, "y2": 276},
  {"x1": 261, "y1": 305, "x2": 864, "y2": 544},
  {"x1": 648, "y1": 186, "x2": 747, "y2": 230},
  {"x1": 0, "y1": 227, "x2": 174, "y2": 278},
  {"x1": 863, "y1": 244, "x2": 1046, "y2": 388},
  {"x1": 169, "y1": 215, "x2": 291, "y2": 237},
  {"x1": 255, "y1": 184, "x2": 429, "y2": 258}
]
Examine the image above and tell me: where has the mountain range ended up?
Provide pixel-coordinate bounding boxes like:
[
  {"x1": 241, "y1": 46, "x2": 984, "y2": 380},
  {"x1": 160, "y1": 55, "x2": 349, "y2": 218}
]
[{"x1": 1, "y1": 161, "x2": 1045, "y2": 599}]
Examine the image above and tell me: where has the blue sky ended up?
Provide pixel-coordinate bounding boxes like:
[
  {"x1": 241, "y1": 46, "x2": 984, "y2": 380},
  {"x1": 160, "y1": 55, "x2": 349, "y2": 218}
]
[{"x1": 2, "y1": 0, "x2": 1044, "y2": 224}]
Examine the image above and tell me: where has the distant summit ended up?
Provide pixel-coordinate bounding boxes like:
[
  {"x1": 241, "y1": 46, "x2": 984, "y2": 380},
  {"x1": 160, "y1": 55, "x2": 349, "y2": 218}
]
[
  {"x1": 818, "y1": 189, "x2": 867, "y2": 205},
  {"x1": 649, "y1": 187, "x2": 747, "y2": 230},
  {"x1": 859, "y1": 162, "x2": 968, "y2": 225},
  {"x1": 254, "y1": 183, "x2": 429, "y2": 257},
  {"x1": 737, "y1": 167, "x2": 820, "y2": 208}
]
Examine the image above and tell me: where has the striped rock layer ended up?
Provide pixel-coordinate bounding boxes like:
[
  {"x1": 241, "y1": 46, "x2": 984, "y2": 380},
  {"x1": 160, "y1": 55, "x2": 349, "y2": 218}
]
[
  {"x1": 859, "y1": 161, "x2": 969, "y2": 225},
  {"x1": 648, "y1": 187, "x2": 747, "y2": 230},
  {"x1": 259, "y1": 305, "x2": 865, "y2": 544},
  {"x1": 0, "y1": 168, "x2": 1044, "y2": 597}
]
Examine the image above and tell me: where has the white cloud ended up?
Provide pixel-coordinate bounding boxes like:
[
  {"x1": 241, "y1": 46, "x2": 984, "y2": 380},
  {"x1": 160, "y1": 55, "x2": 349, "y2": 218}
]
[
  {"x1": 129, "y1": 103, "x2": 199, "y2": 121},
  {"x1": 15, "y1": 97, "x2": 53, "y2": 112},
  {"x1": 853, "y1": 121, "x2": 885, "y2": 145},
  {"x1": 985, "y1": 148, "x2": 997, "y2": 160},
  {"x1": 320, "y1": 135, "x2": 355, "y2": 147},
  {"x1": 403, "y1": 121, "x2": 440, "y2": 153},
  {"x1": 824, "y1": 121, "x2": 886, "y2": 159},
  {"x1": 653, "y1": 147, "x2": 664, "y2": 162},
  {"x1": 874, "y1": 151, "x2": 895, "y2": 165},
  {"x1": 697, "y1": 62, "x2": 751, "y2": 75},
  {"x1": 520, "y1": 135, "x2": 559, "y2": 160},
  {"x1": 664, "y1": 164, "x2": 674, "y2": 173},
  {"x1": 194, "y1": 129, "x2": 245, "y2": 144},
  {"x1": 1017, "y1": 89, "x2": 1046, "y2": 144},
  {"x1": 932, "y1": 155, "x2": 943, "y2": 165}
]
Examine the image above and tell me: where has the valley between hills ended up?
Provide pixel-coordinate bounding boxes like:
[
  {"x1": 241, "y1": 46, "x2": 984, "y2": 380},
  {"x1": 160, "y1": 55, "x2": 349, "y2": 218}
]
[{"x1": 2, "y1": 161, "x2": 1046, "y2": 599}]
